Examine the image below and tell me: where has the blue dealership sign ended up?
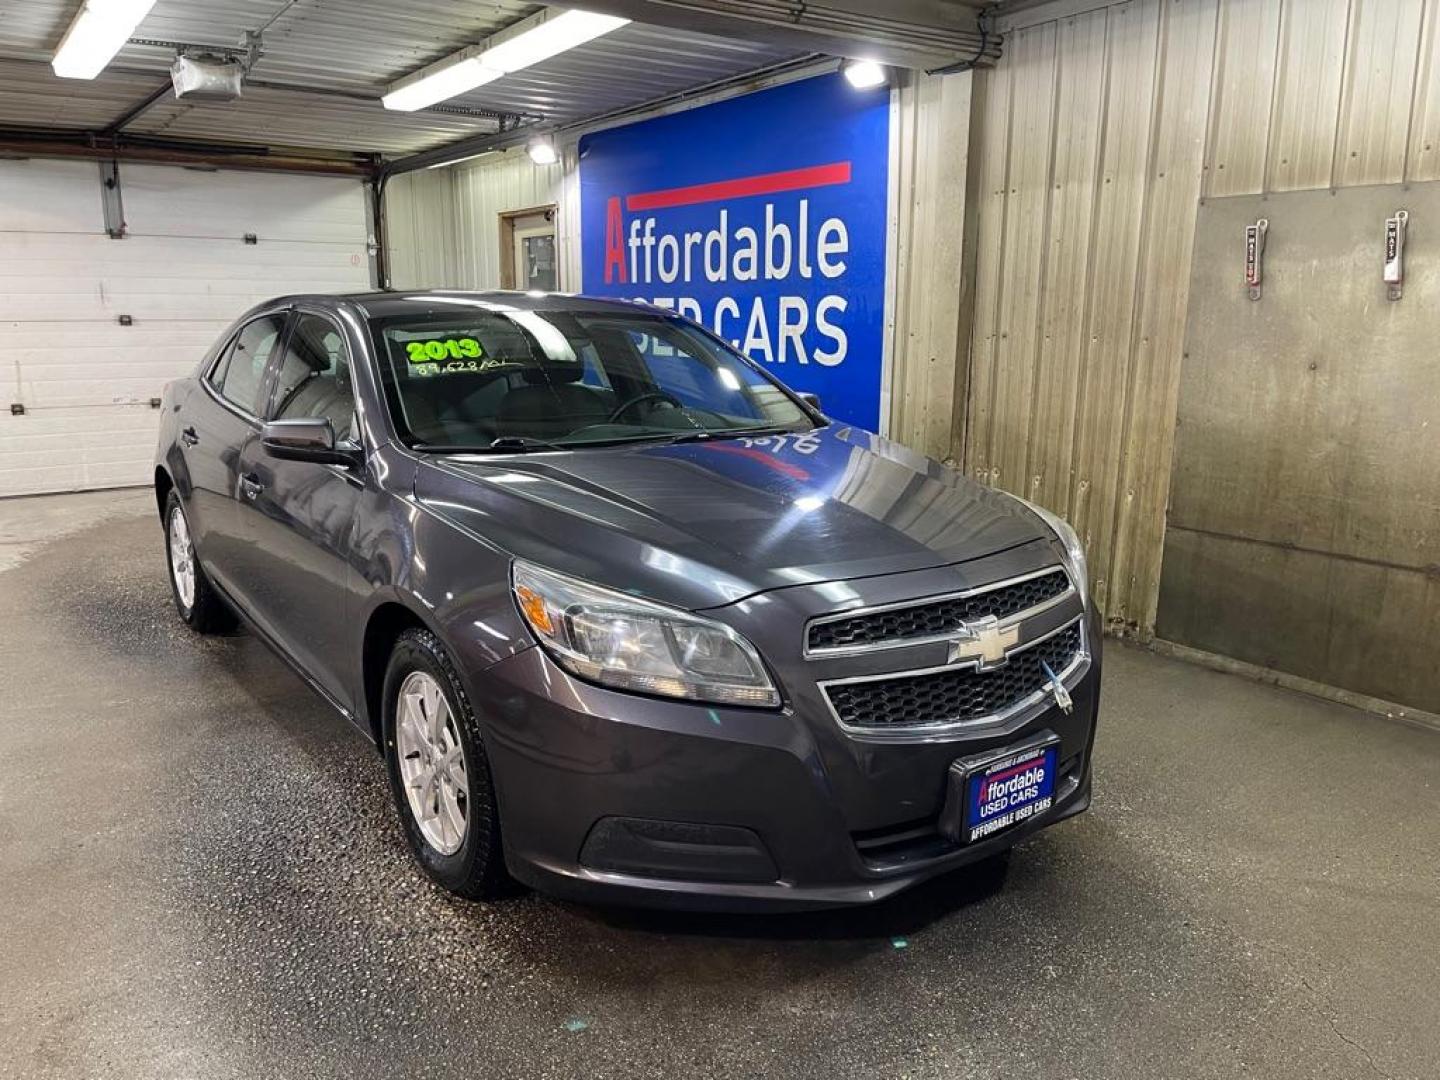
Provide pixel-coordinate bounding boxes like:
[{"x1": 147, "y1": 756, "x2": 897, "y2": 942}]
[{"x1": 579, "y1": 73, "x2": 890, "y2": 430}]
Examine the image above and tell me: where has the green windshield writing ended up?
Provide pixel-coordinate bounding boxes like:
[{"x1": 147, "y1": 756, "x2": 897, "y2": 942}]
[{"x1": 405, "y1": 338, "x2": 483, "y2": 363}]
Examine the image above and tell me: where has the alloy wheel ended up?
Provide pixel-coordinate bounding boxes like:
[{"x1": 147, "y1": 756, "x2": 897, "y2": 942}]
[
  {"x1": 168, "y1": 506, "x2": 196, "y2": 611},
  {"x1": 395, "y1": 670, "x2": 469, "y2": 855}
]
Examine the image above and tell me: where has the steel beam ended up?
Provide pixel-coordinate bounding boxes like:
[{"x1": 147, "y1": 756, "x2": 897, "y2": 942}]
[{"x1": 0, "y1": 133, "x2": 375, "y2": 177}]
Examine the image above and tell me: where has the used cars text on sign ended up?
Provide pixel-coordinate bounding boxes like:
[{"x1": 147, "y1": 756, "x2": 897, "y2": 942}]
[{"x1": 579, "y1": 73, "x2": 890, "y2": 429}]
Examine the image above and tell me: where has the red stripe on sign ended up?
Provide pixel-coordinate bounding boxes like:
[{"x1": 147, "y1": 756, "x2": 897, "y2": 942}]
[{"x1": 625, "y1": 161, "x2": 852, "y2": 212}]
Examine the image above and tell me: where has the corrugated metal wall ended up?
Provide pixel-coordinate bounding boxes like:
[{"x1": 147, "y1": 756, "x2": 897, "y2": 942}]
[
  {"x1": 886, "y1": 71, "x2": 978, "y2": 459},
  {"x1": 385, "y1": 150, "x2": 566, "y2": 290},
  {"x1": 967, "y1": 0, "x2": 1440, "y2": 635}
]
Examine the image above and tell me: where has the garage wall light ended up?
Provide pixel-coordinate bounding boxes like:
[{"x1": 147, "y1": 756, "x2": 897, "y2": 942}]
[
  {"x1": 527, "y1": 137, "x2": 558, "y2": 166},
  {"x1": 842, "y1": 60, "x2": 888, "y2": 90},
  {"x1": 52, "y1": 0, "x2": 158, "y2": 80},
  {"x1": 383, "y1": 8, "x2": 629, "y2": 112}
]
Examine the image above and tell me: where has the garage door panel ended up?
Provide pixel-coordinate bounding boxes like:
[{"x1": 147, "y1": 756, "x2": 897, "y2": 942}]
[
  {"x1": 0, "y1": 232, "x2": 369, "y2": 273},
  {"x1": 1, "y1": 161, "x2": 371, "y2": 496},
  {"x1": 2, "y1": 409, "x2": 161, "y2": 497},
  {"x1": 0, "y1": 160, "x2": 101, "y2": 233},
  {"x1": 122, "y1": 165, "x2": 368, "y2": 244}
]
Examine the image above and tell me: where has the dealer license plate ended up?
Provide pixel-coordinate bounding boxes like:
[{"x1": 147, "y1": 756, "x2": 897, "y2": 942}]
[{"x1": 962, "y1": 741, "x2": 1059, "y2": 844}]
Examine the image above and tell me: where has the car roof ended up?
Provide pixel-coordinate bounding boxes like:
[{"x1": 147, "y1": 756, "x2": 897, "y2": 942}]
[{"x1": 270, "y1": 290, "x2": 660, "y2": 321}]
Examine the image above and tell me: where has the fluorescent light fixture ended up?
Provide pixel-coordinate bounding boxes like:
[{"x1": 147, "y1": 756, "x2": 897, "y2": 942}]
[
  {"x1": 480, "y1": 10, "x2": 629, "y2": 73},
  {"x1": 426, "y1": 150, "x2": 499, "y2": 169},
  {"x1": 842, "y1": 59, "x2": 887, "y2": 89},
  {"x1": 52, "y1": 0, "x2": 157, "y2": 80},
  {"x1": 527, "y1": 137, "x2": 558, "y2": 165},
  {"x1": 383, "y1": 8, "x2": 629, "y2": 112},
  {"x1": 383, "y1": 56, "x2": 501, "y2": 112}
]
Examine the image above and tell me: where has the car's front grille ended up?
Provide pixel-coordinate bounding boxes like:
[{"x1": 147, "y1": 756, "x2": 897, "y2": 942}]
[
  {"x1": 806, "y1": 568, "x2": 1070, "y2": 653},
  {"x1": 823, "y1": 621, "x2": 1083, "y2": 731}
]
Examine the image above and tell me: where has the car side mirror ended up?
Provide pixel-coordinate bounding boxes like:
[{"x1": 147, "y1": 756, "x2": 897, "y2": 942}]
[
  {"x1": 261, "y1": 418, "x2": 360, "y2": 467},
  {"x1": 798, "y1": 391, "x2": 822, "y2": 412}
]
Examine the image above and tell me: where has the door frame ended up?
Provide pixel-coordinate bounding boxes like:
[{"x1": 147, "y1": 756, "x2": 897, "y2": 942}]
[{"x1": 497, "y1": 204, "x2": 557, "y2": 290}]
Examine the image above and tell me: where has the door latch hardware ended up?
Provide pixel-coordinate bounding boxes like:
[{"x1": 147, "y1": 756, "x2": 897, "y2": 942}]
[
  {"x1": 1244, "y1": 218, "x2": 1268, "y2": 301},
  {"x1": 1384, "y1": 210, "x2": 1407, "y2": 301}
]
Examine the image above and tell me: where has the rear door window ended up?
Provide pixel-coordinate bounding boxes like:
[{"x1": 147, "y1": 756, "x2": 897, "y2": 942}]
[{"x1": 210, "y1": 315, "x2": 286, "y2": 416}]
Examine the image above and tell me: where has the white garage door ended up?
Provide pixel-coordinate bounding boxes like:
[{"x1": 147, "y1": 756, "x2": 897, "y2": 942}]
[{"x1": 0, "y1": 160, "x2": 372, "y2": 497}]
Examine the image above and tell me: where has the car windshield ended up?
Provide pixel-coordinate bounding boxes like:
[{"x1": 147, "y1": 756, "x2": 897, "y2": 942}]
[{"x1": 371, "y1": 304, "x2": 816, "y2": 451}]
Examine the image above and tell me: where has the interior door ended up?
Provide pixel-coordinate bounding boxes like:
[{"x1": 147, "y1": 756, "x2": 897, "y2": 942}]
[
  {"x1": 512, "y1": 220, "x2": 555, "y2": 292},
  {"x1": 1156, "y1": 183, "x2": 1440, "y2": 714},
  {"x1": 235, "y1": 310, "x2": 366, "y2": 710}
]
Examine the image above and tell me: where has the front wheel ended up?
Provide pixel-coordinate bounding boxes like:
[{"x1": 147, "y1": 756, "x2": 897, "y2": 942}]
[
  {"x1": 382, "y1": 629, "x2": 510, "y2": 899},
  {"x1": 163, "y1": 492, "x2": 234, "y2": 634}
]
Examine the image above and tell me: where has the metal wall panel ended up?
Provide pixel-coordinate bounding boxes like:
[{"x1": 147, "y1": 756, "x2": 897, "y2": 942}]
[
  {"x1": 1334, "y1": 0, "x2": 1426, "y2": 186},
  {"x1": 1405, "y1": 0, "x2": 1440, "y2": 179},
  {"x1": 1267, "y1": 0, "x2": 1350, "y2": 192},
  {"x1": 381, "y1": 168, "x2": 458, "y2": 290},
  {"x1": 1203, "y1": 0, "x2": 1282, "y2": 198},
  {"x1": 384, "y1": 150, "x2": 564, "y2": 291},
  {"x1": 887, "y1": 70, "x2": 977, "y2": 463},
  {"x1": 967, "y1": 0, "x2": 1440, "y2": 634}
]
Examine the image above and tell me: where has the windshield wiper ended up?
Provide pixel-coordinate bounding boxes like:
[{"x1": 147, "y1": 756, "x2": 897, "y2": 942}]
[
  {"x1": 412, "y1": 436, "x2": 571, "y2": 454},
  {"x1": 663, "y1": 425, "x2": 807, "y2": 445},
  {"x1": 487, "y1": 436, "x2": 570, "y2": 453}
]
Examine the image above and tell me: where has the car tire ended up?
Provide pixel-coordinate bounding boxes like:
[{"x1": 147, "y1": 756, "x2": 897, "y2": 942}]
[
  {"x1": 382, "y1": 628, "x2": 510, "y2": 900},
  {"x1": 163, "y1": 491, "x2": 235, "y2": 634}
]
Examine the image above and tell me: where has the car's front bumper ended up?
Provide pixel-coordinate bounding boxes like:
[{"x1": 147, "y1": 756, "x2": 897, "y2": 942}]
[{"x1": 467, "y1": 609, "x2": 1101, "y2": 913}]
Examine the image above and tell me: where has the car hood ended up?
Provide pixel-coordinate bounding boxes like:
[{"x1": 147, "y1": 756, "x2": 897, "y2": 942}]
[{"x1": 413, "y1": 424, "x2": 1050, "y2": 611}]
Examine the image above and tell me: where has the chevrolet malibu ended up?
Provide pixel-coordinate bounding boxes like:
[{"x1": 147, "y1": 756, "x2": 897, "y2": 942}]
[{"x1": 154, "y1": 291, "x2": 1100, "y2": 910}]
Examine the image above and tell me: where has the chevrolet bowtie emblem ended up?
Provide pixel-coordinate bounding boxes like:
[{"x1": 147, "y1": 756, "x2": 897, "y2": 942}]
[{"x1": 947, "y1": 616, "x2": 1021, "y2": 670}]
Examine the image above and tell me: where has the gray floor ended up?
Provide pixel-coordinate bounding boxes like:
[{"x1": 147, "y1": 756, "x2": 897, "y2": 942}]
[{"x1": 1, "y1": 490, "x2": 1436, "y2": 1080}]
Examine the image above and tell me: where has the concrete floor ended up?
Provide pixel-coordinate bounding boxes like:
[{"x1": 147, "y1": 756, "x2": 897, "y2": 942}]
[{"x1": 1, "y1": 490, "x2": 1437, "y2": 1080}]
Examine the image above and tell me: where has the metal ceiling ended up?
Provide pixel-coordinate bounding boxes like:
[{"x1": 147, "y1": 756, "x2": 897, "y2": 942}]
[{"x1": 0, "y1": 0, "x2": 810, "y2": 162}]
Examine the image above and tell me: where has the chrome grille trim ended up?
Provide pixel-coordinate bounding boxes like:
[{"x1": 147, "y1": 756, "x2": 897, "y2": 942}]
[
  {"x1": 803, "y1": 565, "x2": 1075, "y2": 659},
  {"x1": 817, "y1": 615, "x2": 1090, "y2": 740}
]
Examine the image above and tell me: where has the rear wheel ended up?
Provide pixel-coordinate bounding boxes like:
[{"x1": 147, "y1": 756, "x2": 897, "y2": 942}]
[
  {"x1": 163, "y1": 492, "x2": 234, "y2": 634},
  {"x1": 383, "y1": 628, "x2": 510, "y2": 899}
]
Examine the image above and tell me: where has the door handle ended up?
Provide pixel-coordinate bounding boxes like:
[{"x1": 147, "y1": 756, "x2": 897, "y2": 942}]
[
  {"x1": 239, "y1": 473, "x2": 264, "y2": 501},
  {"x1": 180, "y1": 426, "x2": 199, "y2": 447}
]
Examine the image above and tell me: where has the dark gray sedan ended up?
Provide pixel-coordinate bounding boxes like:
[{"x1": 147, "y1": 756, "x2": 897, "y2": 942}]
[{"x1": 154, "y1": 290, "x2": 1100, "y2": 911}]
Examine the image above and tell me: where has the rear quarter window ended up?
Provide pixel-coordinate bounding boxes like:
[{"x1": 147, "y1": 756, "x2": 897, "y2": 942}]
[{"x1": 209, "y1": 314, "x2": 286, "y2": 416}]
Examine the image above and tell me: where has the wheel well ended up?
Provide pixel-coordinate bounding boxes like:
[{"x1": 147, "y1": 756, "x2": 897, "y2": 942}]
[
  {"x1": 361, "y1": 603, "x2": 427, "y2": 746},
  {"x1": 154, "y1": 467, "x2": 173, "y2": 521}
]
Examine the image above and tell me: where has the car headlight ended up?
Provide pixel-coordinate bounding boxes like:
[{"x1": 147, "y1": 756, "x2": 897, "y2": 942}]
[
  {"x1": 511, "y1": 561, "x2": 780, "y2": 708},
  {"x1": 1012, "y1": 496, "x2": 1089, "y2": 603}
]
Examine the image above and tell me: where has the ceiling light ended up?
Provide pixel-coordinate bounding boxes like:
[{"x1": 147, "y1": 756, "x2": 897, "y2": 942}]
[
  {"x1": 382, "y1": 56, "x2": 502, "y2": 112},
  {"x1": 842, "y1": 60, "x2": 887, "y2": 90},
  {"x1": 527, "y1": 137, "x2": 558, "y2": 166},
  {"x1": 383, "y1": 8, "x2": 628, "y2": 112},
  {"x1": 52, "y1": 0, "x2": 158, "y2": 80},
  {"x1": 426, "y1": 150, "x2": 498, "y2": 169},
  {"x1": 480, "y1": 10, "x2": 629, "y2": 73}
]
